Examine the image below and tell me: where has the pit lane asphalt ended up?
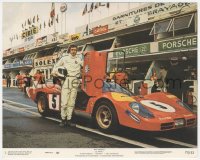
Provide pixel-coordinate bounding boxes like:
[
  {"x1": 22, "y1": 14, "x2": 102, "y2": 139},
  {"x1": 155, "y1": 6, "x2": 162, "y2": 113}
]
[{"x1": 3, "y1": 87, "x2": 198, "y2": 148}]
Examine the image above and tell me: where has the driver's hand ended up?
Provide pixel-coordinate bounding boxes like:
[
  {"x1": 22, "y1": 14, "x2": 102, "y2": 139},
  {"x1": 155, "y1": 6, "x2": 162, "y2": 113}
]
[{"x1": 51, "y1": 71, "x2": 58, "y2": 77}]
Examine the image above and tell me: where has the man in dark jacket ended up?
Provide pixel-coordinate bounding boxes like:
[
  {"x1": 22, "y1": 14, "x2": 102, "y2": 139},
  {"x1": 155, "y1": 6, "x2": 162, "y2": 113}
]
[{"x1": 165, "y1": 57, "x2": 185, "y2": 99}]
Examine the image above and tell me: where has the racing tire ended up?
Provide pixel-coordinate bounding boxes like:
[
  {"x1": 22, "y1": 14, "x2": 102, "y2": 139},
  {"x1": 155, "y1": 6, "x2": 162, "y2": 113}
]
[
  {"x1": 94, "y1": 101, "x2": 119, "y2": 133},
  {"x1": 37, "y1": 94, "x2": 49, "y2": 117}
]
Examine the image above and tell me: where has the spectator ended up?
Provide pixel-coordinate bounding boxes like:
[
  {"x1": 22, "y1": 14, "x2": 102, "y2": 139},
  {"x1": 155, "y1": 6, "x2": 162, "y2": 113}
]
[
  {"x1": 40, "y1": 71, "x2": 45, "y2": 84},
  {"x1": 157, "y1": 65, "x2": 167, "y2": 92},
  {"x1": 151, "y1": 81, "x2": 159, "y2": 93},
  {"x1": 150, "y1": 69, "x2": 157, "y2": 81},
  {"x1": 23, "y1": 72, "x2": 32, "y2": 95},
  {"x1": 191, "y1": 68, "x2": 197, "y2": 80},
  {"x1": 113, "y1": 69, "x2": 129, "y2": 88},
  {"x1": 33, "y1": 70, "x2": 41, "y2": 82},
  {"x1": 6, "y1": 74, "x2": 11, "y2": 88},
  {"x1": 150, "y1": 69, "x2": 158, "y2": 93},
  {"x1": 15, "y1": 73, "x2": 20, "y2": 86}
]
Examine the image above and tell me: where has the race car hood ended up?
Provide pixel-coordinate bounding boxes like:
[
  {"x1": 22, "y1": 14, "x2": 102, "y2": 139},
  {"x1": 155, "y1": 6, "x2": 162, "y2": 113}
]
[{"x1": 134, "y1": 92, "x2": 194, "y2": 118}]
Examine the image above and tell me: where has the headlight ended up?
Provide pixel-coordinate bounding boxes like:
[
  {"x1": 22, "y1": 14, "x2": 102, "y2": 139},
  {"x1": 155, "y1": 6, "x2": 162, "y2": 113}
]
[
  {"x1": 129, "y1": 102, "x2": 154, "y2": 118},
  {"x1": 177, "y1": 100, "x2": 193, "y2": 112}
]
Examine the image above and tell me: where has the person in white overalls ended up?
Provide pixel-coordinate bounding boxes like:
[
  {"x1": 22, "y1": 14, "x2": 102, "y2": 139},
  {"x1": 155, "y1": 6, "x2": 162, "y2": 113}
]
[{"x1": 52, "y1": 45, "x2": 83, "y2": 127}]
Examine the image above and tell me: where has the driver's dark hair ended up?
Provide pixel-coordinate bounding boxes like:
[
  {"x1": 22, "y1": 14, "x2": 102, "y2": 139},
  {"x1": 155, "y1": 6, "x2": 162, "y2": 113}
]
[{"x1": 68, "y1": 44, "x2": 77, "y2": 53}]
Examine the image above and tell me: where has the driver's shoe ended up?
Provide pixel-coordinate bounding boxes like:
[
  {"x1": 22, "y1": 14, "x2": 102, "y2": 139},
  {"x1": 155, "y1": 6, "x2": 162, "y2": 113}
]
[
  {"x1": 59, "y1": 119, "x2": 66, "y2": 127},
  {"x1": 66, "y1": 120, "x2": 76, "y2": 127}
]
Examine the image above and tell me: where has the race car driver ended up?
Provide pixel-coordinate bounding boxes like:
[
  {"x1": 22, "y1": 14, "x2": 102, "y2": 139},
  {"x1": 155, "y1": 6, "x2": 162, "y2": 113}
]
[{"x1": 52, "y1": 45, "x2": 83, "y2": 127}]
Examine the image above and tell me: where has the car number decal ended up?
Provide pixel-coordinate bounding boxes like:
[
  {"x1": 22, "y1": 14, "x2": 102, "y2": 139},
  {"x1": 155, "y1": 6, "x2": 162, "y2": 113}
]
[
  {"x1": 140, "y1": 100, "x2": 175, "y2": 112},
  {"x1": 48, "y1": 94, "x2": 60, "y2": 111}
]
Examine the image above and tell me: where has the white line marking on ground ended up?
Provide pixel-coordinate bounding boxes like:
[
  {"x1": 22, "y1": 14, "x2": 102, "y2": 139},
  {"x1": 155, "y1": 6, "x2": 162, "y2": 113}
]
[
  {"x1": 3, "y1": 99, "x2": 36, "y2": 109},
  {"x1": 75, "y1": 125, "x2": 156, "y2": 148},
  {"x1": 3, "y1": 101, "x2": 156, "y2": 148},
  {"x1": 3, "y1": 103, "x2": 40, "y2": 117},
  {"x1": 156, "y1": 137, "x2": 197, "y2": 148},
  {"x1": 45, "y1": 117, "x2": 61, "y2": 122}
]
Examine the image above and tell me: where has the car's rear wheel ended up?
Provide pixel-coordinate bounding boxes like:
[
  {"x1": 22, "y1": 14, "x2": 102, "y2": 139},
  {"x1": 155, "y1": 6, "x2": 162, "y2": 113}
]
[
  {"x1": 37, "y1": 94, "x2": 49, "y2": 117},
  {"x1": 94, "y1": 101, "x2": 119, "y2": 133}
]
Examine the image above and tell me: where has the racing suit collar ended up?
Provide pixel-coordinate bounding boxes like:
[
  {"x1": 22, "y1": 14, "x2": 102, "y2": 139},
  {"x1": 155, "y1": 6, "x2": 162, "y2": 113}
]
[{"x1": 69, "y1": 54, "x2": 77, "y2": 59}]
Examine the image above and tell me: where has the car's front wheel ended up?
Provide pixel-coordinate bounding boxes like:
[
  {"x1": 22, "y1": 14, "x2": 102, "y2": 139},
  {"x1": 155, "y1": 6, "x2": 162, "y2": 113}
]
[{"x1": 94, "y1": 101, "x2": 119, "y2": 133}]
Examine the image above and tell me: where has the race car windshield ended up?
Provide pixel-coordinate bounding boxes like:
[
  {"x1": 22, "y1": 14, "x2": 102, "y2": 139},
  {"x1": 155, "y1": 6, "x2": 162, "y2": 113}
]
[
  {"x1": 103, "y1": 81, "x2": 134, "y2": 96},
  {"x1": 106, "y1": 51, "x2": 125, "y2": 73}
]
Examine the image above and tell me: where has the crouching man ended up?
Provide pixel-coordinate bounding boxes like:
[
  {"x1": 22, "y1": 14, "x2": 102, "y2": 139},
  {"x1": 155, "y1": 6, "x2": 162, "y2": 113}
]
[{"x1": 52, "y1": 45, "x2": 83, "y2": 127}]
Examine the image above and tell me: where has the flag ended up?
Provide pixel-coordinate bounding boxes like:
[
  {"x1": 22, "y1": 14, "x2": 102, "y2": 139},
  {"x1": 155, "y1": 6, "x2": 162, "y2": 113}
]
[
  {"x1": 29, "y1": 18, "x2": 32, "y2": 25},
  {"x1": 33, "y1": 16, "x2": 35, "y2": 23},
  {"x1": 37, "y1": 14, "x2": 39, "y2": 22},
  {"x1": 95, "y1": 2, "x2": 100, "y2": 9},
  {"x1": 56, "y1": 14, "x2": 58, "y2": 23},
  {"x1": 44, "y1": 21, "x2": 46, "y2": 28},
  {"x1": 83, "y1": 24, "x2": 89, "y2": 36},
  {"x1": 48, "y1": 19, "x2": 51, "y2": 27},
  {"x1": 50, "y1": 2, "x2": 55, "y2": 18},
  {"x1": 82, "y1": 4, "x2": 87, "y2": 16},
  {"x1": 88, "y1": 3, "x2": 94, "y2": 13},
  {"x1": 99, "y1": 2, "x2": 105, "y2": 6},
  {"x1": 106, "y1": 2, "x2": 110, "y2": 8}
]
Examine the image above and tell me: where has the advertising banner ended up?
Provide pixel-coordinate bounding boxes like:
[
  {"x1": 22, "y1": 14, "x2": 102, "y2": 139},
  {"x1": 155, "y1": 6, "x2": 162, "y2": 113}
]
[
  {"x1": 113, "y1": 43, "x2": 150, "y2": 58},
  {"x1": 68, "y1": 33, "x2": 81, "y2": 41},
  {"x1": 18, "y1": 47, "x2": 25, "y2": 53},
  {"x1": 3, "y1": 59, "x2": 33, "y2": 69},
  {"x1": 36, "y1": 36, "x2": 47, "y2": 46},
  {"x1": 158, "y1": 35, "x2": 197, "y2": 51},
  {"x1": 21, "y1": 26, "x2": 38, "y2": 39},
  {"x1": 76, "y1": 3, "x2": 196, "y2": 38},
  {"x1": 92, "y1": 25, "x2": 108, "y2": 35},
  {"x1": 34, "y1": 55, "x2": 59, "y2": 67}
]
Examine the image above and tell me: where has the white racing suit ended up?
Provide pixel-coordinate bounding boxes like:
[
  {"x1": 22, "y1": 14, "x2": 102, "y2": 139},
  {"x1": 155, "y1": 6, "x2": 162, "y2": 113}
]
[{"x1": 52, "y1": 54, "x2": 83, "y2": 120}]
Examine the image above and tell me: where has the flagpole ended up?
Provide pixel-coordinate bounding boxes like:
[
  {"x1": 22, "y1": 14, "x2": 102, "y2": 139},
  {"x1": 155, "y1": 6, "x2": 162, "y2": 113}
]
[
  {"x1": 54, "y1": 16, "x2": 56, "y2": 33},
  {"x1": 108, "y1": 5, "x2": 109, "y2": 16},
  {"x1": 61, "y1": 13, "x2": 63, "y2": 34},
  {"x1": 65, "y1": 11, "x2": 66, "y2": 33},
  {"x1": 88, "y1": 11, "x2": 90, "y2": 29}
]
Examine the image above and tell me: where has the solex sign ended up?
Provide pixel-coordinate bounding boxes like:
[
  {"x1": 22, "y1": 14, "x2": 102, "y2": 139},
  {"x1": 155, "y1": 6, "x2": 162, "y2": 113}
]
[
  {"x1": 34, "y1": 55, "x2": 59, "y2": 67},
  {"x1": 159, "y1": 36, "x2": 197, "y2": 51},
  {"x1": 113, "y1": 43, "x2": 150, "y2": 58}
]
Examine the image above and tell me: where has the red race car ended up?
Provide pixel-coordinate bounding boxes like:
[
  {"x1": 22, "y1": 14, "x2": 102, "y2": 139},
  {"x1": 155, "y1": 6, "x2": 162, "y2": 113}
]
[{"x1": 27, "y1": 51, "x2": 197, "y2": 132}]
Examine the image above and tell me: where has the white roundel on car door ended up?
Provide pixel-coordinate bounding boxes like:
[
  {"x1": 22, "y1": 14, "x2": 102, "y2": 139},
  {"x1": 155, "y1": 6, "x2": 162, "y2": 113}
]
[{"x1": 140, "y1": 100, "x2": 176, "y2": 112}]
